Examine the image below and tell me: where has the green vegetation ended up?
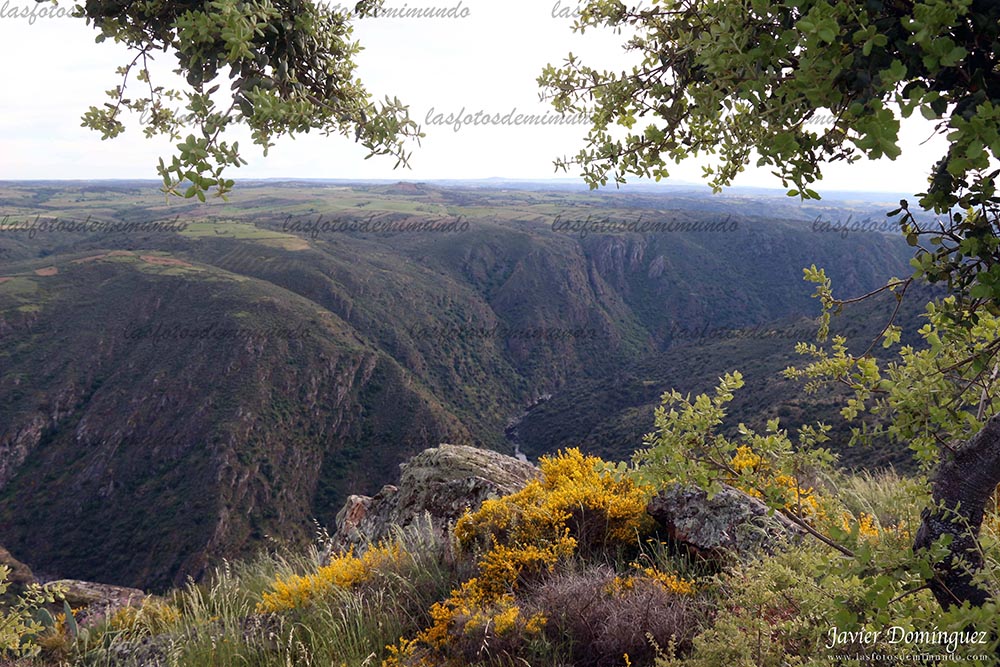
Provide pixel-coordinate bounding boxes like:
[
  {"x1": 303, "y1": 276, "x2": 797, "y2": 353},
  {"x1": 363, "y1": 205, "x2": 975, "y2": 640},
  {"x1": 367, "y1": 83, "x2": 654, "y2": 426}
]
[
  {"x1": 7, "y1": 0, "x2": 999, "y2": 659},
  {"x1": 0, "y1": 240, "x2": 470, "y2": 590},
  {"x1": 514, "y1": 291, "x2": 934, "y2": 472},
  {"x1": 0, "y1": 183, "x2": 912, "y2": 591},
  {"x1": 0, "y1": 569, "x2": 65, "y2": 660},
  {"x1": 6, "y1": 399, "x2": 996, "y2": 666},
  {"x1": 75, "y1": 0, "x2": 419, "y2": 199},
  {"x1": 542, "y1": 0, "x2": 1000, "y2": 615},
  {"x1": 1, "y1": 184, "x2": 993, "y2": 661},
  {"x1": 542, "y1": 0, "x2": 1000, "y2": 220},
  {"x1": 5, "y1": 453, "x2": 713, "y2": 667}
]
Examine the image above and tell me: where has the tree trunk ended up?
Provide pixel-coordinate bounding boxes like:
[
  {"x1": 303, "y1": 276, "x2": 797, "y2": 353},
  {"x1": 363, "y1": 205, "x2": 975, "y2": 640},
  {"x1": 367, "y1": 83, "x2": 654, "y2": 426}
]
[{"x1": 914, "y1": 414, "x2": 1000, "y2": 607}]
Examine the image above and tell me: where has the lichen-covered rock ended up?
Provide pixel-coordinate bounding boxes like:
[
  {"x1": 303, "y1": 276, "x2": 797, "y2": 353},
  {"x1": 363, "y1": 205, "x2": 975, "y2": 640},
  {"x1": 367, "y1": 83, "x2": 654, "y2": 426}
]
[
  {"x1": 0, "y1": 546, "x2": 150, "y2": 627},
  {"x1": 646, "y1": 483, "x2": 803, "y2": 562},
  {"x1": 49, "y1": 579, "x2": 147, "y2": 626},
  {"x1": 332, "y1": 444, "x2": 539, "y2": 549}
]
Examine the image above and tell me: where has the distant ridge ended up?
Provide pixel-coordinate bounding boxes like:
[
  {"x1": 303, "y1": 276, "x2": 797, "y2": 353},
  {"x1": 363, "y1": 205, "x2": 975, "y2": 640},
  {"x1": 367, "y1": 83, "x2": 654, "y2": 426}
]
[
  {"x1": 0, "y1": 177, "x2": 915, "y2": 200},
  {"x1": 0, "y1": 181, "x2": 916, "y2": 590}
]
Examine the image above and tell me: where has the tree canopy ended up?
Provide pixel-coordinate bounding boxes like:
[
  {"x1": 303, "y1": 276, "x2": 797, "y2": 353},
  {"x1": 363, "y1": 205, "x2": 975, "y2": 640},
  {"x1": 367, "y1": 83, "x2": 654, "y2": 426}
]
[
  {"x1": 75, "y1": 0, "x2": 420, "y2": 200},
  {"x1": 540, "y1": 0, "x2": 999, "y2": 207},
  {"x1": 540, "y1": 0, "x2": 1000, "y2": 316}
]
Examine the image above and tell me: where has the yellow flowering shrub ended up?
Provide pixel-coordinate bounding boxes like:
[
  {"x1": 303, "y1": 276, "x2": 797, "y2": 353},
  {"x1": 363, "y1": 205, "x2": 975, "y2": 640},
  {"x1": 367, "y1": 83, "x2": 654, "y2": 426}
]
[
  {"x1": 385, "y1": 449, "x2": 656, "y2": 666},
  {"x1": 729, "y1": 445, "x2": 764, "y2": 473},
  {"x1": 422, "y1": 579, "x2": 548, "y2": 646},
  {"x1": 456, "y1": 448, "x2": 654, "y2": 554},
  {"x1": 730, "y1": 445, "x2": 891, "y2": 546},
  {"x1": 731, "y1": 445, "x2": 895, "y2": 548},
  {"x1": 383, "y1": 576, "x2": 548, "y2": 667},
  {"x1": 729, "y1": 445, "x2": 827, "y2": 524},
  {"x1": 605, "y1": 564, "x2": 696, "y2": 597},
  {"x1": 34, "y1": 612, "x2": 74, "y2": 662},
  {"x1": 475, "y1": 537, "x2": 577, "y2": 598},
  {"x1": 842, "y1": 511, "x2": 880, "y2": 541},
  {"x1": 641, "y1": 567, "x2": 697, "y2": 596},
  {"x1": 258, "y1": 542, "x2": 403, "y2": 613}
]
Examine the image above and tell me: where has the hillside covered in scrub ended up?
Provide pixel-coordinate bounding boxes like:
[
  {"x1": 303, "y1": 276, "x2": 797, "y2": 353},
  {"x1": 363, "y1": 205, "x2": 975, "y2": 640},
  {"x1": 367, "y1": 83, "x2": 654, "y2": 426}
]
[
  {"x1": 1, "y1": 193, "x2": 996, "y2": 662},
  {"x1": 0, "y1": 182, "x2": 917, "y2": 591},
  {"x1": 3, "y1": 430, "x2": 991, "y2": 666},
  {"x1": 6, "y1": 0, "x2": 1000, "y2": 659}
]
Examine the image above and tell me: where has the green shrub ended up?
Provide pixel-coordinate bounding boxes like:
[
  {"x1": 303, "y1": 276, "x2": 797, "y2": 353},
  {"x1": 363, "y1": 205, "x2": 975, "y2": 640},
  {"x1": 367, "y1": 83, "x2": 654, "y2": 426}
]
[{"x1": 0, "y1": 565, "x2": 65, "y2": 660}]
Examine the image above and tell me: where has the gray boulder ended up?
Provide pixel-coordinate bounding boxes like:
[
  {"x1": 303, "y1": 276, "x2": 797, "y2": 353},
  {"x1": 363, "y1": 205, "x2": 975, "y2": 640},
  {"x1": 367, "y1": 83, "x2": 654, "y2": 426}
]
[
  {"x1": 0, "y1": 545, "x2": 148, "y2": 627},
  {"x1": 647, "y1": 483, "x2": 804, "y2": 562},
  {"x1": 49, "y1": 579, "x2": 147, "y2": 626},
  {"x1": 332, "y1": 444, "x2": 539, "y2": 549}
]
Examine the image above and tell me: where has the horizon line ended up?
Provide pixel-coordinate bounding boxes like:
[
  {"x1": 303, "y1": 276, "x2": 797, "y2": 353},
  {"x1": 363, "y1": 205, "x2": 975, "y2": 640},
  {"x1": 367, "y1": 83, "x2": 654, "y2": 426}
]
[{"x1": 0, "y1": 177, "x2": 916, "y2": 197}]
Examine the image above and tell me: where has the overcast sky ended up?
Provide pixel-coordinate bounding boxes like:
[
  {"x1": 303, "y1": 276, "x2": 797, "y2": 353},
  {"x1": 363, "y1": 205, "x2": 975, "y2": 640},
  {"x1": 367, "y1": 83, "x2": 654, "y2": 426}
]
[{"x1": 0, "y1": 0, "x2": 950, "y2": 194}]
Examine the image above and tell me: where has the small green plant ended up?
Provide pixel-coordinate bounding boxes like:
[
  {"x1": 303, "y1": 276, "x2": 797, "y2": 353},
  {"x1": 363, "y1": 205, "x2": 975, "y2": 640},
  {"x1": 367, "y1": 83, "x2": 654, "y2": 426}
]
[
  {"x1": 634, "y1": 372, "x2": 839, "y2": 543},
  {"x1": 0, "y1": 565, "x2": 67, "y2": 658},
  {"x1": 658, "y1": 539, "x2": 999, "y2": 667}
]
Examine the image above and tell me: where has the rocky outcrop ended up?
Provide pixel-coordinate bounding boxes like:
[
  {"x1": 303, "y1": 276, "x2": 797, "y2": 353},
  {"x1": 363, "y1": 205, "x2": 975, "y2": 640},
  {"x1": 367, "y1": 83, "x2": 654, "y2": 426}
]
[
  {"x1": 50, "y1": 580, "x2": 147, "y2": 626},
  {"x1": 0, "y1": 545, "x2": 150, "y2": 627},
  {"x1": 647, "y1": 483, "x2": 803, "y2": 562},
  {"x1": 332, "y1": 444, "x2": 539, "y2": 549},
  {"x1": 0, "y1": 544, "x2": 36, "y2": 586}
]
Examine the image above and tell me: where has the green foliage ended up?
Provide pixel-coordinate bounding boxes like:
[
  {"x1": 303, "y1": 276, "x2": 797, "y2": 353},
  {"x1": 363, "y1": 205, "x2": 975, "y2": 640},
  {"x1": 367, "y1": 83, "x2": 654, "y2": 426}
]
[
  {"x1": 634, "y1": 371, "x2": 746, "y2": 491},
  {"x1": 48, "y1": 465, "x2": 1000, "y2": 666},
  {"x1": 75, "y1": 0, "x2": 421, "y2": 199},
  {"x1": 634, "y1": 372, "x2": 836, "y2": 517},
  {"x1": 542, "y1": 0, "x2": 1000, "y2": 313},
  {"x1": 0, "y1": 566, "x2": 66, "y2": 658},
  {"x1": 893, "y1": 197, "x2": 1000, "y2": 319},
  {"x1": 1, "y1": 183, "x2": 914, "y2": 591},
  {"x1": 836, "y1": 469, "x2": 929, "y2": 535},
  {"x1": 541, "y1": 0, "x2": 999, "y2": 208},
  {"x1": 629, "y1": 361, "x2": 999, "y2": 658},
  {"x1": 68, "y1": 524, "x2": 465, "y2": 667},
  {"x1": 656, "y1": 542, "x2": 995, "y2": 667},
  {"x1": 650, "y1": 469, "x2": 1000, "y2": 666},
  {"x1": 786, "y1": 278, "x2": 1000, "y2": 470}
]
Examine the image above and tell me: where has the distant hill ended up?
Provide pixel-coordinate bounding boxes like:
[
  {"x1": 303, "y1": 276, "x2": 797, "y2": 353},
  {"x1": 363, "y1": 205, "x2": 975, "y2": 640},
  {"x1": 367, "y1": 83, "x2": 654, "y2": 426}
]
[
  {"x1": 0, "y1": 182, "x2": 918, "y2": 590},
  {"x1": 511, "y1": 285, "x2": 936, "y2": 473}
]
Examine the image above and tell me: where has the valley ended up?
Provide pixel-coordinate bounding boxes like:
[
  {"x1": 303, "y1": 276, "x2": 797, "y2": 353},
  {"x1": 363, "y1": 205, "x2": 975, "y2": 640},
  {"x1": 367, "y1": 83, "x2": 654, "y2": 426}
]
[{"x1": 0, "y1": 181, "x2": 917, "y2": 590}]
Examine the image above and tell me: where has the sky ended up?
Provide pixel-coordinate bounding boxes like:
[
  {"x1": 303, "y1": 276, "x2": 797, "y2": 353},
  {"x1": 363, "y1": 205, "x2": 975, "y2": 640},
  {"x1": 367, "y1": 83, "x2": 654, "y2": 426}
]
[{"x1": 0, "y1": 0, "x2": 951, "y2": 194}]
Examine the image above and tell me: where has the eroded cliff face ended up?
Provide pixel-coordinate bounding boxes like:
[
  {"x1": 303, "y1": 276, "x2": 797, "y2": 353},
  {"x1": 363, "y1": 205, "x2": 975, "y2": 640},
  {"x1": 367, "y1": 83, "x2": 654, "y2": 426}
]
[
  {"x1": 0, "y1": 260, "x2": 472, "y2": 590},
  {"x1": 579, "y1": 225, "x2": 912, "y2": 347},
  {"x1": 0, "y1": 209, "x2": 912, "y2": 590}
]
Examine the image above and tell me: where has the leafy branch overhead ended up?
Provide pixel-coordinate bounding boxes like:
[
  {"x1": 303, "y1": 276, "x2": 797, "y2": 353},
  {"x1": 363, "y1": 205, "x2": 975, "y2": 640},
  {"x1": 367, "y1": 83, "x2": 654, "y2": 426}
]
[
  {"x1": 540, "y1": 0, "x2": 1000, "y2": 315},
  {"x1": 76, "y1": 0, "x2": 422, "y2": 200},
  {"x1": 539, "y1": 0, "x2": 1000, "y2": 209}
]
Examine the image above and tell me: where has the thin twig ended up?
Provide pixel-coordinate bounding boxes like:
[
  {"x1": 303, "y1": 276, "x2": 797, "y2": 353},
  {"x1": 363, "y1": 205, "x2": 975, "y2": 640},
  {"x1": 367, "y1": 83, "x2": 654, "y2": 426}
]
[
  {"x1": 887, "y1": 584, "x2": 929, "y2": 606},
  {"x1": 779, "y1": 509, "x2": 856, "y2": 558}
]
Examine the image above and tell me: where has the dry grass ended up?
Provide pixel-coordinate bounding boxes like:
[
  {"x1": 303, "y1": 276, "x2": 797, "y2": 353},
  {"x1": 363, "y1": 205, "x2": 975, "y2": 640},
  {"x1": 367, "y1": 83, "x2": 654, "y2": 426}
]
[{"x1": 527, "y1": 565, "x2": 709, "y2": 667}]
